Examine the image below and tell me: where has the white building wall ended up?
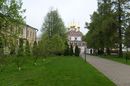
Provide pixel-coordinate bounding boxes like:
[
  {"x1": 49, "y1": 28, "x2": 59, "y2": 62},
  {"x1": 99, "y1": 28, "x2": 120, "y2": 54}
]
[
  {"x1": 71, "y1": 37, "x2": 75, "y2": 41},
  {"x1": 22, "y1": 27, "x2": 27, "y2": 39},
  {"x1": 77, "y1": 37, "x2": 81, "y2": 41},
  {"x1": 70, "y1": 36, "x2": 82, "y2": 41}
]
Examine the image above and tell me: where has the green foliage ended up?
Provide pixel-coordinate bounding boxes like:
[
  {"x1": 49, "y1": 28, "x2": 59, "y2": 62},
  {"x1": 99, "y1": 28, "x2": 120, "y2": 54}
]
[
  {"x1": 0, "y1": 37, "x2": 3, "y2": 56},
  {"x1": 40, "y1": 9, "x2": 67, "y2": 56},
  {"x1": 42, "y1": 9, "x2": 66, "y2": 39},
  {"x1": 16, "y1": 39, "x2": 25, "y2": 71},
  {"x1": 32, "y1": 41, "x2": 38, "y2": 56},
  {"x1": 39, "y1": 34, "x2": 65, "y2": 56},
  {"x1": 17, "y1": 38, "x2": 24, "y2": 57},
  {"x1": 51, "y1": 34, "x2": 65, "y2": 55},
  {"x1": 0, "y1": 0, "x2": 25, "y2": 56},
  {"x1": 25, "y1": 40, "x2": 31, "y2": 56},
  {"x1": 38, "y1": 34, "x2": 51, "y2": 57},
  {"x1": 64, "y1": 41, "x2": 70, "y2": 56},
  {"x1": 85, "y1": 0, "x2": 130, "y2": 56},
  {"x1": 70, "y1": 44, "x2": 73, "y2": 56},
  {"x1": 74, "y1": 45, "x2": 80, "y2": 56},
  {"x1": 112, "y1": 0, "x2": 130, "y2": 56},
  {"x1": 124, "y1": 26, "x2": 130, "y2": 47},
  {"x1": 32, "y1": 41, "x2": 39, "y2": 65}
]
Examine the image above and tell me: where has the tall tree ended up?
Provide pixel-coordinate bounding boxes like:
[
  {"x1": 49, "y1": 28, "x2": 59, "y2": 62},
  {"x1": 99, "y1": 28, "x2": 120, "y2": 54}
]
[
  {"x1": 75, "y1": 45, "x2": 80, "y2": 56},
  {"x1": 112, "y1": 0, "x2": 130, "y2": 56},
  {"x1": 70, "y1": 44, "x2": 74, "y2": 56},
  {"x1": 125, "y1": 26, "x2": 130, "y2": 49},
  {"x1": 42, "y1": 9, "x2": 66, "y2": 39},
  {"x1": 40, "y1": 9, "x2": 66, "y2": 56},
  {"x1": 85, "y1": 0, "x2": 119, "y2": 55}
]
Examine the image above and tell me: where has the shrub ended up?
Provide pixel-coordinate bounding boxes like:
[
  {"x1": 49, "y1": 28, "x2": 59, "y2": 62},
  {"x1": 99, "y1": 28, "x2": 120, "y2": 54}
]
[
  {"x1": 70, "y1": 44, "x2": 74, "y2": 56},
  {"x1": 74, "y1": 45, "x2": 80, "y2": 56},
  {"x1": 25, "y1": 40, "x2": 31, "y2": 56}
]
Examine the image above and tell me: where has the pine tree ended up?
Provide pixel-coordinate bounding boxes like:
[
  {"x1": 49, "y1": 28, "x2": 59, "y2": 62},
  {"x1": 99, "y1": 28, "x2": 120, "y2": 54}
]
[
  {"x1": 113, "y1": 0, "x2": 130, "y2": 56},
  {"x1": 70, "y1": 44, "x2": 73, "y2": 56},
  {"x1": 75, "y1": 45, "x2": 80, "y2": 56}
]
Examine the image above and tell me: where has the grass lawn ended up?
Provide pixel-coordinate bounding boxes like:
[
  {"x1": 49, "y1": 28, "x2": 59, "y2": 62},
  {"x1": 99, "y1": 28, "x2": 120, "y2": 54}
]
[
  {"x1": 101, "y1": 55, "x2": 130, "y2": 65},
  {"x1": 0, "y1": 56, "x2": 115, "y2": 86}
]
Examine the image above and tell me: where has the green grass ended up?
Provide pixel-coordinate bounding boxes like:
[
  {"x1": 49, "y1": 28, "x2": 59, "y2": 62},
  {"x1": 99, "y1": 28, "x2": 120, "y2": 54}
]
[
  {"x1": 0, "y1": 56, "x2": 115, "y2": 86},
  {"x1": 101, "y1": 55, "x2": 130, "y2": 65}
]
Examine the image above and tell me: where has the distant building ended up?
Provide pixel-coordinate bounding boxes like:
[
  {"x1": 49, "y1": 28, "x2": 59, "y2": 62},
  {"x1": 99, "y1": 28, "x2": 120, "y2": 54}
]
[
  {"x1": 20, "y1": 24, "x2": 38, "y2": 46},
  {"x1": 0, "y1": 24, "x2": 38, "y2": 55},
  {"x1": 67, "y1": 22, "x2": 86, "y2": 54}
]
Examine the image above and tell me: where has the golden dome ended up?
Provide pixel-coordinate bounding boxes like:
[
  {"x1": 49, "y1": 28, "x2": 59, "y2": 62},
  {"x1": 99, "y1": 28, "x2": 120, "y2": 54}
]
[{"x1": 68, "y1": 21, "x2": 80, "y2": 31}]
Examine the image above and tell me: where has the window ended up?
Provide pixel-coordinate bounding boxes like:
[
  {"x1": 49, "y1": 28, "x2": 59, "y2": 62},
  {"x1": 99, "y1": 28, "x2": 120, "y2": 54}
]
[{"x1": 75, "y1": 37, "x2": 77, "y2": 40}]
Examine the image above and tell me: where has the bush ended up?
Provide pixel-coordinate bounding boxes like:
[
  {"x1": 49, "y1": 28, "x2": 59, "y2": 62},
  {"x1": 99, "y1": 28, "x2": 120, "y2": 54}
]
[
  {"x1": 25, "y1": 40, "x2": 31, "y2": 56},
  {"x1": 64, "y1": 41, "x2": 70, "y2": 56},
  {"x1": 17, "y1": 38, "x2": 24, "y2": 57},
  {"x1": 40, "y1": 34, "x2": 65, "y2": 56}
]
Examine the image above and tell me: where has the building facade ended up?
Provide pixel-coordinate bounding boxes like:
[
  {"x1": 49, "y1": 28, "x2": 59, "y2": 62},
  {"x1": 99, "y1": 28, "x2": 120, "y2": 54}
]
[
  {"x1": 20, "y1": 24, "x2": 38, "y2": 46},
  {"x1": 0, "y1": 24, "x2": 38, "y2": 55},
  {"x1": 67, "y1": 22, "x2": 86, "y2": 54}
]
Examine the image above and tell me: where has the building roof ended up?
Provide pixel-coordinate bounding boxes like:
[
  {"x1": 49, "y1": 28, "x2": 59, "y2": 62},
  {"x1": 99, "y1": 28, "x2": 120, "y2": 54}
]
[
  {"x1": 26, "y1": 24, "x2": 38, "y2": 31},
  {"x1": 0, "y1": 13, "x2": 38, "y2": 31},
  {"x1": 67, "y1": 30, "x2": 83, "y2": 37}
]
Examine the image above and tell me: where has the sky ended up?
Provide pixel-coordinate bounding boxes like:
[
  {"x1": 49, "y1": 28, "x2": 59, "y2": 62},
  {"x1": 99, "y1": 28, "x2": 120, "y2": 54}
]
[{"x1": 22, "y1": 0, "x2": 98, "y2": 36}]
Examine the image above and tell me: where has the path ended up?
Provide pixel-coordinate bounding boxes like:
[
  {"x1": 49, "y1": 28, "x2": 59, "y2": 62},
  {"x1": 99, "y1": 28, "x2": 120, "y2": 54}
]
[{"x1": 81, "y1": 55, "x2": 130, "y2": 86}]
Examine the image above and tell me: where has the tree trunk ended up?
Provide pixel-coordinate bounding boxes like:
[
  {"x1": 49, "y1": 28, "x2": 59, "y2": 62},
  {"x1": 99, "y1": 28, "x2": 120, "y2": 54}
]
[
  {"x1": 106, "y1": 48, "x2": 110, "y2": 55},
  {"x1": 118, "y1": 1, "x2": 123, "y2": 57}
]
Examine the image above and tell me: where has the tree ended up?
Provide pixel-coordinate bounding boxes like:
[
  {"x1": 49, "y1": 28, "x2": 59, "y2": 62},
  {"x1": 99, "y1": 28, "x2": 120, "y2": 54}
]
[
  {"x1": 39, "y1": 34, "x2": 65, "y2": 56},
  {"x1": 112, "y1": 0, "x2": 130, "y2": 56},
  {"x1": 70, "y1": 44, "x2": 73, "y2": 56},
  {"x1": 16, "y1": 38, "x2": 24, "y2": 71},
  {"x1": 75, "y1": 45, "x2": 80, "y2": 56},
  {"x1": 42, "y1": 9, "x2": 66, "y2": 39},
  {"x1": 125, "y1": 26, "x2": 130, "y2": 49},
  {"x1": 41, "y1": 9, "x2": 67, "y2": 56},
  {"x1": 85, "y1": 0, "x2": 124, "y2": 55},
  {"x1": 51, "y1": 34, "x2": 65, "y2": 55},
  {"x1": 32, "y1": 41, "x2": 39, "y2": 65},
  {"x1": 32, "y1": 41, "x2": 38, "y2": 56},
  {"x1": 0, "y1": 0, "x2": 26, "y2": 56},
  {"x1": 0, "y1": 37, "x2": 3, "y2": 56},
  {"x1": 25, "y1": 40, "x2": 31, "y2": 56},
  {"x1": 17, "y1": 38, "x2": 24, "y2": 56},
  {"x1": 64, "y1": 41, "x2": 70, "y2": 56}
]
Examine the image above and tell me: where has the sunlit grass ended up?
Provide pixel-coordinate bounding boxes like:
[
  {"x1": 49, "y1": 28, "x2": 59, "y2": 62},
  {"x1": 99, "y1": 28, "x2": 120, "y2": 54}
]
[{"x1": 0, "y1": 56, "x2": 115, "y2": 86}]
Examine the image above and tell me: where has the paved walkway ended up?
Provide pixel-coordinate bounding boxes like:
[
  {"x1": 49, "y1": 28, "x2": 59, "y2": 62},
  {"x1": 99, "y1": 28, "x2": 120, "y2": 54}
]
[{"x1": 81, "y1": 55, "x2": 130, "y2": 86}]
